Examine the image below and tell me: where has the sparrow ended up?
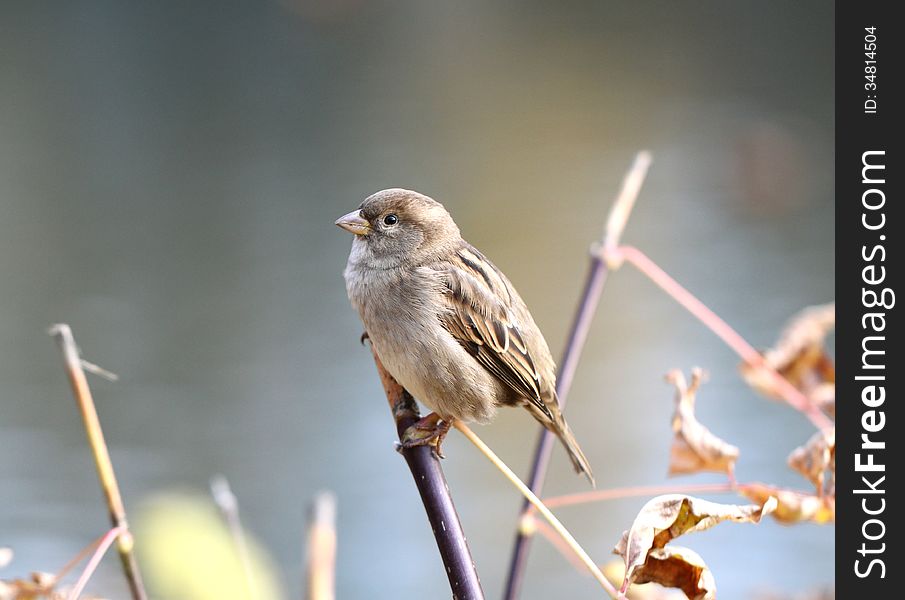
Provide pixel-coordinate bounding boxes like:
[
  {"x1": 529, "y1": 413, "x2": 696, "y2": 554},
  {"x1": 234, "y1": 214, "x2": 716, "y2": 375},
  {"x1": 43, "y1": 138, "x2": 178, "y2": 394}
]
[{"x1": 336, "y1": 188, "x2": 594, "y2": 484}]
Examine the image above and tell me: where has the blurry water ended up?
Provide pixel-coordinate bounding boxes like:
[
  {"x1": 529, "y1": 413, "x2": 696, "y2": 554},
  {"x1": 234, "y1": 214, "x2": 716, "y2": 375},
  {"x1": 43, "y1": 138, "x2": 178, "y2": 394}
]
[{"x1": 1, "y1": 2, "x2": 833, "y2": 598}]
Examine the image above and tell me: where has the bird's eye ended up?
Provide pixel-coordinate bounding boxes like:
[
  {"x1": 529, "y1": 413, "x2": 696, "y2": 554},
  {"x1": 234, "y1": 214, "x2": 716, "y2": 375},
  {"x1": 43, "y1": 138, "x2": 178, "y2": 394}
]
[{"x1": 383, "y1": 214, "x2": 398, "y2": 226}]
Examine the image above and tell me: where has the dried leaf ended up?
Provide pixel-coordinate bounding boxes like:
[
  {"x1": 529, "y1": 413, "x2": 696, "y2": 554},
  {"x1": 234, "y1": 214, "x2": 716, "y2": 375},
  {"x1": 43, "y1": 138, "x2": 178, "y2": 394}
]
[
  {"x1": 665, "y1": 369, "x2": 739, "y2": 477},
  {"x1": 628, "y1": 546, "x2": 716, "y2": 600},
  {"x1": 0, "y1": 554, "x2": 108, "y2": 600},
  {"x1": 0, "y1": 572, "x2": 56, "y2": 600},
  {"x1": 787, "y1": 428, "x2": 835, "y2": 495},
  {"x1": 614, "y1": 494, "x2": 776, "y2": 597},
  {"x1": 0, "y1": 580, "x2": 107, "y2": 600},
  {"x1": 739, "y1": 483, "x2": 835, "y2": 525},
  {"x1": 763, "y1": 303, "x2": 835, "y2": 380},
  {"x1": 741, "y1": 303, "x2": 835, "y2": 409},
  {"x1": 810, "y1": 383, "x2": 835, "y2": 419}
]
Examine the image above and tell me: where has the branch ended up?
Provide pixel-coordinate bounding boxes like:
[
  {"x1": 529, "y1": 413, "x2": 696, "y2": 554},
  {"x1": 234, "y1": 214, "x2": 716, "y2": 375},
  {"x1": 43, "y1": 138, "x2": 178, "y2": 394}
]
[
  {"x1": 503, "y1": 151, "x2": 652, "y2": 600},
  {"x1": 210, "y1": 475, "x2": 257, "y2": 599},
  {"x1": 607, "y1": 246, "x2": 833, "y2": 431},
  {"x1": 541, "y1": 482, "x2": 736, "y2": 510},
  {"x1": 66, "y1": 526, "x2": 126, "y2": 600},
  {"x1": 49, "y1": 324, "x2": 147, "y2": 600},
  {"x1": 367, "y1": 345, "x2": 485, "y2": 600}
]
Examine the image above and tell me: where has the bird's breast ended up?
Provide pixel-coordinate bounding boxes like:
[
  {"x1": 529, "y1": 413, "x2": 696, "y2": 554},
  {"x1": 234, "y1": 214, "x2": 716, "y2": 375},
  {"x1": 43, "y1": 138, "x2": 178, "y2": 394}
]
[{"x1": 343, "y1": 262, "x2": 500, "y2": 422}]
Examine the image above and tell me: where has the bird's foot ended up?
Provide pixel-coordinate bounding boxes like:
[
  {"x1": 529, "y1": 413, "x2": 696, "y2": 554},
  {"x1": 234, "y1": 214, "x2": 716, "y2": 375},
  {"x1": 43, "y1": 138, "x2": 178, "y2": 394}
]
[
  {"x1": 398, "y1": 412, "x2": 452, "y2": 459},
  {"x1": 360, "y1": 331, "x2": 370, "y2": 345}
]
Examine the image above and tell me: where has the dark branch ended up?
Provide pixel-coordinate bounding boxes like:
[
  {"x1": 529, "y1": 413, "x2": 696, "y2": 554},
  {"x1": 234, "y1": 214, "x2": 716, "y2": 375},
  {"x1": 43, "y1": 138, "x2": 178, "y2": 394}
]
[{"x1": 368, "y1": 345, "x2": 485, "y2": 600}]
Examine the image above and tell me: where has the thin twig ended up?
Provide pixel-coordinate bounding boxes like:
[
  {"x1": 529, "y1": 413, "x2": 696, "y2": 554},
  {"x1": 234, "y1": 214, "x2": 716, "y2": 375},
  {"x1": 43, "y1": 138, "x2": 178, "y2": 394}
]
[
  {"x1": 503, "y1": 151, "x2": 652, "y2": 600},
  {"x1": 210, "y1": 475, "x2": 257, "y2": 599},
  {"x1": 603, "y1": 152, "x2": 654, "y2": 254},
  {"x1": 48, "y1": 324, "x2": 147, "y2": 600},
  {"x1": 607, "y1": 246, "x2": 833, "y2": 431},
  {"x1": 368, "y1": 345, "x2": 485, "y2": 600},
  {"x1": 53, "y1": 530, "x2": 117, "y2": 586},
  {"x1": 79, "y1": 359, "x2": 119, "y2": 382},
  {"x1": 454, "y1": 422, "x2": 618, "y2": 599},
  {"x1": 304, "y1": 491, "x2": 337, "y2": 600},
  {"x1": 66, "y1": 526, "x2": 125, "y2": 600},
  {"x1": 541, "y1": 482, "x2": 736, "y2": 509}
]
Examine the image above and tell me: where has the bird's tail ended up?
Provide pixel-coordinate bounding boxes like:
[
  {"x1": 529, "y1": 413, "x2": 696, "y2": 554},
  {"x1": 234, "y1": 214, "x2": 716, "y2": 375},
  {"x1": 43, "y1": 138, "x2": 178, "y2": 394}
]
[{"x1": 551, "y1": 411, "x2": 595, "y2": 487}]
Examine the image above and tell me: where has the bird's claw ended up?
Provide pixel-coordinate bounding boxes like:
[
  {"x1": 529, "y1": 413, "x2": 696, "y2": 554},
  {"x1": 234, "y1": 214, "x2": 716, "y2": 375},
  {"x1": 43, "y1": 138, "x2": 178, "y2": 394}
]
[
  {"x1": 360, "y1": 331, "x2": 370, "y2": 345},
  {"x1": 397, "y1": 413, "x2": 452, "y2": 459}
]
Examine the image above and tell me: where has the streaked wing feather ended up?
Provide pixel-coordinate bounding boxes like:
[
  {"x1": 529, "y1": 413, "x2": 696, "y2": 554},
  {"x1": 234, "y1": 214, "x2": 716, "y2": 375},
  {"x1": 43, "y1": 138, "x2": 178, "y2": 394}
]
[{"x1": 438, "y1": 247, "x2": 551, "y2": 420}]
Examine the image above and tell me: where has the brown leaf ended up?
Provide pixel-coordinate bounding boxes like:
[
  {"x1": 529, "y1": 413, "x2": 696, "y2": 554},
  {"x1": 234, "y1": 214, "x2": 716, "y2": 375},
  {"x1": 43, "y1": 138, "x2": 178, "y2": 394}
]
[
  {"x1": 740, "y1": 303, "x2": 835, "y2": 411},
  {"x1": 739, "y1": 483, "x2": 835, "y2": 525},
  {"x1": 627, "y1": 546, "x2": 716, "y2": 600},
  {"x1": 0, "y1": 554, "x2": 109, "y2": 600},
  {"x1": 614, "y1": 494, "x2": 776, "y2": 597},
  {"x1": 787, "y1": 428, "x2": 835, "y2": 495},
  {"x1": 666, "y1": 369, "x2": 739, "y2": 477},
  {"x1": 0, "y1": 572, "x2": 56, "y2": 600},
  {"x1": 810, "y1": 383, "x2": 835, "y2": 419}
]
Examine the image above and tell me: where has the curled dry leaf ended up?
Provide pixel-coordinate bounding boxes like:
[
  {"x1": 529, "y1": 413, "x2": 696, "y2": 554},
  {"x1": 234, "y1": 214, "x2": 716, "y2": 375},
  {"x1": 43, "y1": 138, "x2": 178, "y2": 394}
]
[
  {"x1": 632, "y1": 546, "x2": 715, "y2": 600},
  {"x1": 665, "y1": 369, "x2": 739, "y2": 477},
  {"x1": 740, "y1": 303, "x2": 835, "y2": 411},
  {"x1": 614, "y1": 494, "x2": 776, "y2": 598},
  {"x1": 787, "y1": 428, "x2": 835, "y2": 495},
  {"x1": 739, "y1": 483, "x2": 835, "y2": 525}
]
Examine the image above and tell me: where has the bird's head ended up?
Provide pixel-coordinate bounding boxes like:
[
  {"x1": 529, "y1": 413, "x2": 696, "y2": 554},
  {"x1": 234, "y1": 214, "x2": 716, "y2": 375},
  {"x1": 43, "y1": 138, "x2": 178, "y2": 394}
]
[{"x1": 335, "y1": 188, "x2": 461, "y2": 267}]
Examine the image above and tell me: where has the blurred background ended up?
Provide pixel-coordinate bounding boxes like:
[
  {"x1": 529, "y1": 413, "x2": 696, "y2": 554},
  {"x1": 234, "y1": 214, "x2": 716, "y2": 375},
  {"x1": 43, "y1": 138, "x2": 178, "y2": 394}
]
[{"x1": 1, "y1": 1, "x2": 833, "y2": 598}]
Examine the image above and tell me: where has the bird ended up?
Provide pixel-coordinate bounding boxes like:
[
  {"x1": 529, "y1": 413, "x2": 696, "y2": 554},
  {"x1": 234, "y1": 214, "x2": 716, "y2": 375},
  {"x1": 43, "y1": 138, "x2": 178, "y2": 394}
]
[{"x1": 336, "y1": 188, "x2": 594, "y2": 485}]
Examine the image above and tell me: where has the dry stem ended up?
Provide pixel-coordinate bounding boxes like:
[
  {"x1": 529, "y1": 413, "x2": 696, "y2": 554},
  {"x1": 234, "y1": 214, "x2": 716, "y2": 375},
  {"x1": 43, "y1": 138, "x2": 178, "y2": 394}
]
[
  {"x1": 210, "y1": 475, "x2": 257, "y2": 599},
  {"x1": 541, "y1": 481, "x2": 736, "y2": 510},
  {"x1": 49, "y1": 324, "x2": 147, "y2": 600},
  {"x1": 606, "y1": 246, "x2": 833, "y2": 431},
  {"x1": 66, "y1": 526, "x2": 125, "y2": 600}
]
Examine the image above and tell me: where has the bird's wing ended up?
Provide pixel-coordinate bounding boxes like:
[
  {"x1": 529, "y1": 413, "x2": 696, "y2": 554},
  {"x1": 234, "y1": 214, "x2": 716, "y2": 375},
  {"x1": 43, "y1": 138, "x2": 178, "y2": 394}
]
[{"x1": 436, "y1": 245, "x2": 553, "y2": 420}]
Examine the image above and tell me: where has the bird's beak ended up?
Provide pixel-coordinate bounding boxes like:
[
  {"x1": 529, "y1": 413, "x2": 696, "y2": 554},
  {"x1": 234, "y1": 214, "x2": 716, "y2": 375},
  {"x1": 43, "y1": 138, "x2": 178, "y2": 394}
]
[{"x1": 335, "y1": 210, "x2": 372, "y2": 236}]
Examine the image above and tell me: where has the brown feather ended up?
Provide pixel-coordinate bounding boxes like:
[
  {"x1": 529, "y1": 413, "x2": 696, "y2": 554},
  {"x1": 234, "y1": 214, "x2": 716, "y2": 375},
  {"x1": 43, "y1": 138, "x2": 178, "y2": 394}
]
[{"x1": 438, "y1": 245, "x2": 551, "y2": 420}]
